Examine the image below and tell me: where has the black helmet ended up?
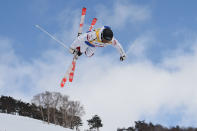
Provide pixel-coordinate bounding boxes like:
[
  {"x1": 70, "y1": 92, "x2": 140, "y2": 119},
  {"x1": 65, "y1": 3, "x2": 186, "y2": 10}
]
[{"x1": 101, "y1": 26, "x2": 113, "y2": 41}]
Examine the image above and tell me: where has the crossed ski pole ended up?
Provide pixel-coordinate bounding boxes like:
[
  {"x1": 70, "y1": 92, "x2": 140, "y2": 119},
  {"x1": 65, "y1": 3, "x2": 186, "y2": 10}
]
[{"x1": 35, "y1": 25, "x2": 69, "y2": 50}]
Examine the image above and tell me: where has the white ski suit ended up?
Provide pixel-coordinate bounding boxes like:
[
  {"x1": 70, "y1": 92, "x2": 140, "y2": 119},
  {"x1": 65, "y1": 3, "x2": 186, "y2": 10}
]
[{"x1": 70, "y1": 26, "x2": 126, "y2": 58}]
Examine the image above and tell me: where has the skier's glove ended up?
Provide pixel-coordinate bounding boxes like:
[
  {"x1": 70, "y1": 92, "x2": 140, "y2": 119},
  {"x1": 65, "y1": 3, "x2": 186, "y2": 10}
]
[
  {"x1": 69, "y1": 48, "x2": 82, "y2": 56},
  {"x1": 120, "y1": 55, "x2": 126, "y2": 61},
  {"x1": 76, "y1": 51, "x2": 82, "y2": 56},
  {"x1": 69, "y1": 48, "x2": 76, "y2": 54}
]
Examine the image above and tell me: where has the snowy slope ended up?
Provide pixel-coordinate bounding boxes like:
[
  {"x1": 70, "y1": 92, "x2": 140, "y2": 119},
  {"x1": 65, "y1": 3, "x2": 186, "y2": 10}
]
[{"x1": 0, "y1": 113, "x2": 73, "y2": 131}]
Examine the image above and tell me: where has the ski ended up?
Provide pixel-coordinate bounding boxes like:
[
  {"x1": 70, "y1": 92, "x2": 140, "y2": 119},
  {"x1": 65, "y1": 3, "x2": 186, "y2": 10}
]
[
  {"x1": 60, "y1": 8, "x2": 98, "y2": 88},
  {"x1": 66, "y1": 18, "x2": 97, "y2": 85},
  {"x1": 68, "y1": 58, "x2": 76, "y2": 82},
  {"x1": 61, "y1": 7, "x2": 87, "y2": 87},
  {"x1": 60, "y1": 56, "x2": 77, "y2": 87},
  {"x1": 88, "y1": 18, "x2": 97, "y2": 31},
  {"x1": 78, "y1": 7, "x2": 86, "y2": 36}
]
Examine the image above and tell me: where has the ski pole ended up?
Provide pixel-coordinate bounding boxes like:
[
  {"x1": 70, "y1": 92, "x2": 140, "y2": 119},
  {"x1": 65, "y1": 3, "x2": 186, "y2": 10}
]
[{"x1": 35, "y1": 25, "x2": 69, "y2": 50}]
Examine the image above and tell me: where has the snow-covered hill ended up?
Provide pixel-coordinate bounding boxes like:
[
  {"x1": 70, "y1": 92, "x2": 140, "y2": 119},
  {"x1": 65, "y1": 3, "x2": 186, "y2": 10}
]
[{"x1": 0, "y1": 113, "x2": 73, "y2": 131}]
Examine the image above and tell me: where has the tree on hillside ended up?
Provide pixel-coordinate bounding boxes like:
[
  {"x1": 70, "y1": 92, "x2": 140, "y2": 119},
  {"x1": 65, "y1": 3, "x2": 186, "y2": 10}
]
[
  {"x1": 87, "y1": 115, "x2": 103, "y2": 131},
  {"x1": 117, "y1": 120, "x2": 197, "y2": 131},
  {"x1": 42, "y1": 91, "x2": 53, "y2": 123},
  {"x1": 72, "y1": 116, "x2": 83, "y2": 131},
  {"x1": 68, "y1": 101, "x2": 85, "y2": 128},
  {"x1": 59, "y1": 94, "x2": 70, "y2": 127},
  {"x1": 31, "y1": 91, "x2": 85, "y2": 129},
  {"x1": 0, "y1": 92, "x2": 85, "y2": 129},
  {"x1": 0, "y1": 96, "x2": 16, "y2": 114},
  {"x1": 31, "y1": 103, "x2": 42, "y2": 120},
  {"x1": 51, "y1": 92, "x2": 61, "y2": 124},
  {"x1": 32, "y1": 93, "x2": 45, "y2": 121}
]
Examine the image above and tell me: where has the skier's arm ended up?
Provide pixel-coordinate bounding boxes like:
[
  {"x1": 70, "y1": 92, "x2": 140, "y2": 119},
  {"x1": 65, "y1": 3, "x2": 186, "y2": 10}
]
[{"x1": 111, "y1": 38, "x2": 126, "y2": 61}]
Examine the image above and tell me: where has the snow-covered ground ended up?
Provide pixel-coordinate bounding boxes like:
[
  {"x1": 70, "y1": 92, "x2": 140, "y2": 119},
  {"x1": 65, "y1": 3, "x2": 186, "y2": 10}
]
[{"x1": 0, "y1": 113, "x2": 73, "y2": 131}]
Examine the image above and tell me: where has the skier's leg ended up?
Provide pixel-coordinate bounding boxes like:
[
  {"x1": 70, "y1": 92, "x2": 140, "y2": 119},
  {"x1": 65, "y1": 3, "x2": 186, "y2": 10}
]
[
  {"x1": 70, "y1": 33, "x2": 89, "y2": 56},
  {"x1": 85, "y1": 47, "x2": 96, "y2": 57},
  {"x1": 69, "y1": 38, "x2": 84, "y2": 57}
]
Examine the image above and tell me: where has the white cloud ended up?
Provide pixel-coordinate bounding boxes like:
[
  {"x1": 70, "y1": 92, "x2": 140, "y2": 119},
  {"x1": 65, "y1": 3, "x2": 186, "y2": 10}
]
[
  {"x1": 126, "y1": 32, "x2": 155, "y2": 59},
  {"x1": 1, "y1": 34, "x2": 197, "y2": 130},
  {"x1": 0, "y1": 37, "x2": 70, "y2": 101}
]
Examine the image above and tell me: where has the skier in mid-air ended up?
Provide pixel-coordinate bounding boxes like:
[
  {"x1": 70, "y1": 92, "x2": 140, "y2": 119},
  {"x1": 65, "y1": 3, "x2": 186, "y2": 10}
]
[
  {"x1": 69, "y1": 26, "x2": 126, "y2": 61},
  {"x1": 35, "y1": 7, "x2": 127, "y2": 87}
]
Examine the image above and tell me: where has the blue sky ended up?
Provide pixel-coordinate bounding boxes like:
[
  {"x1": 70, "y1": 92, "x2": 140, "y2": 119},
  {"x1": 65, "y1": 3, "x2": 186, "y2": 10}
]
[
  {"x1": 1, "y1": 0, "x2": 197, "y2": 62},
  {"x1": 1, "y1": 0, "x2": 197, "y2": 130},
  {"x1": 1, "y1": 0, "x2": 197, "y2": 60}
]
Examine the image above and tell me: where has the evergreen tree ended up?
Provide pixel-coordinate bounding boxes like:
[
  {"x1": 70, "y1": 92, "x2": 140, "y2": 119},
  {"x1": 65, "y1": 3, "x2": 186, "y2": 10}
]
[
  {"x1": 0, "y1": 96, "x2": 16, "y2": 114},
  {"x1": 87, "y1": 115, "x2": 103, "y2": 131}
]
